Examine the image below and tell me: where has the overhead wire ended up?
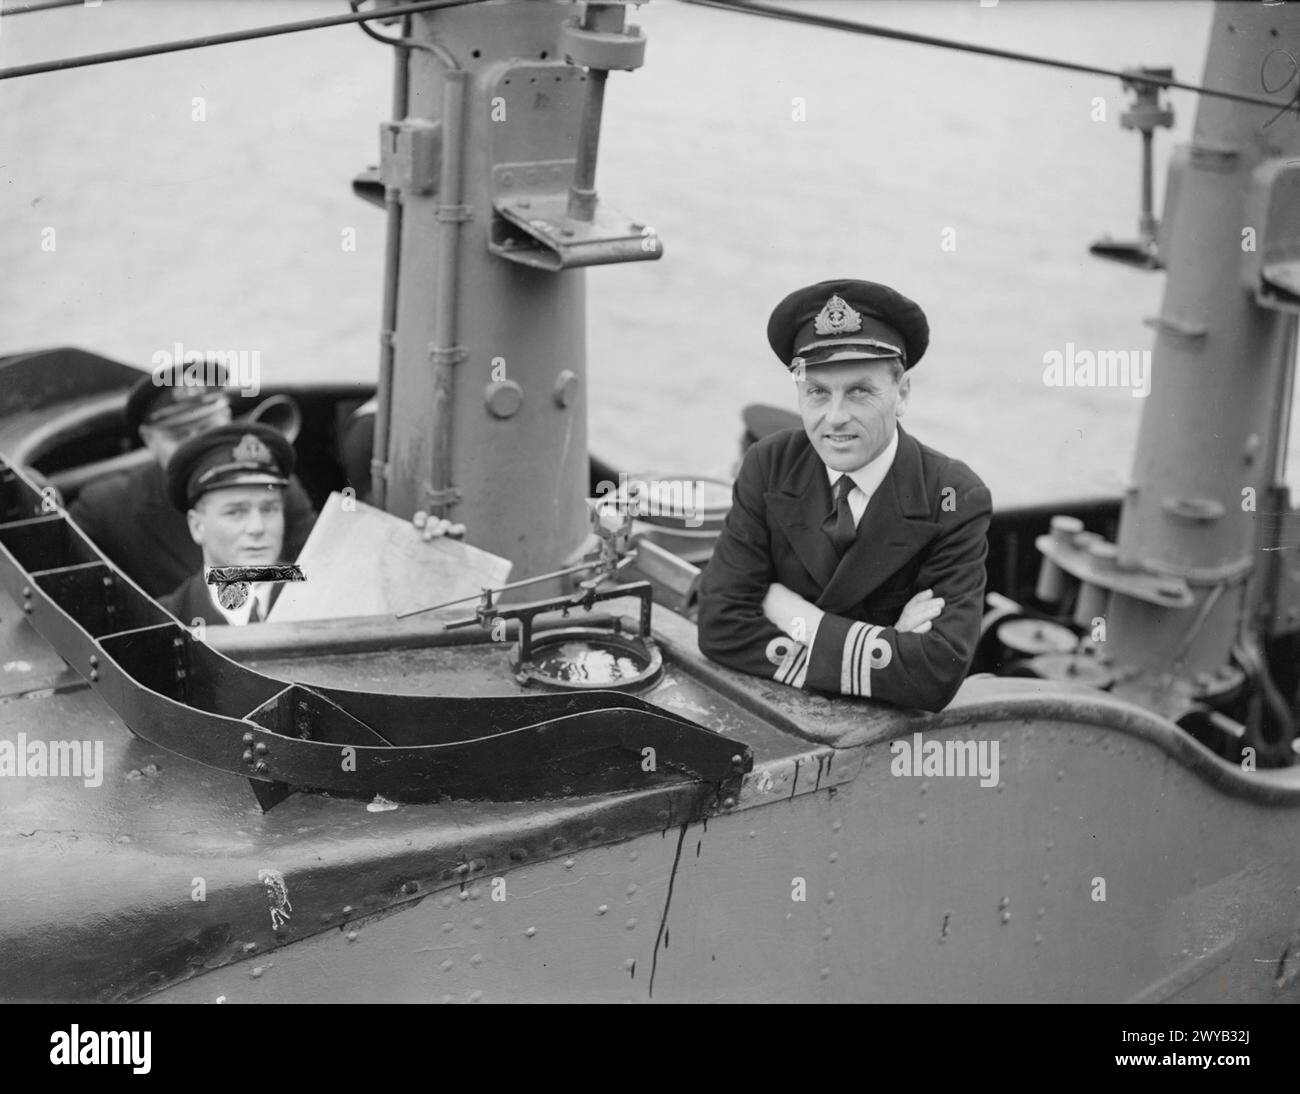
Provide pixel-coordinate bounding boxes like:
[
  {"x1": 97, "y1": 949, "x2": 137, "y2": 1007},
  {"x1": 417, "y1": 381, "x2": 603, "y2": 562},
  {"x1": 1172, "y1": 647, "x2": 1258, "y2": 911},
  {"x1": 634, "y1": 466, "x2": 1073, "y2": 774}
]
[
  {"x1": 0, "y1": 0, "x2": 99, "y2": 15},
  {"x1": 348, "y1": 0, "x2": 457, "y2": 67},
  {"x1": 0, "y1": 0, "x2": 483, "y2": 80},
  {"x1": 682, "y1": 0, "x2": 1300, "y2": 117},
  {"x1": 2, "y1": 0, "x2": 1295, "y2": 119},
  {"x1": 349, "y1": 0, "x2": 415, "y2": 49}
]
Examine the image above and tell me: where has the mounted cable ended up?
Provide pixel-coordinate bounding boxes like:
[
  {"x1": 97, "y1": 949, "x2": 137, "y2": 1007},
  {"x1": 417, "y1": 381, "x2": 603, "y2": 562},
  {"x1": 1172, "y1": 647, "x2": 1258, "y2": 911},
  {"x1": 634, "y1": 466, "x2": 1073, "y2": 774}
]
[
  {"x1": 0, "y1": 0, "x2": 103, "y2": 15},
  {"x1": 682, "y1": 0, "x2": 1300, "y2": 115},
  {"x1": 0, "y1": 0, "x2": 483, "y2": 80}
]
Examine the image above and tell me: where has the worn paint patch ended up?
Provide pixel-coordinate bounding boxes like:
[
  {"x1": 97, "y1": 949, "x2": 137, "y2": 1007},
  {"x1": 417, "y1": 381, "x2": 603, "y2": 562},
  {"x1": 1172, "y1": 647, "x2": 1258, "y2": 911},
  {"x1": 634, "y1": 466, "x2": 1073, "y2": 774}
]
[
  {"x1": 258, "y1": 868, "x2": 293, "y2": 931},
  {"x1": 1132, "y1": 863, "x2": 1281, "y2": 1001}
]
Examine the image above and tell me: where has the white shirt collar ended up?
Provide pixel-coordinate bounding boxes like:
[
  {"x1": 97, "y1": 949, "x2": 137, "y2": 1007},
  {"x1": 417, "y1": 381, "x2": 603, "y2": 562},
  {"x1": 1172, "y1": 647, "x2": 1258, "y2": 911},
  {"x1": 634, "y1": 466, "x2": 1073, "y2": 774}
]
[
  {"x1": 825, "y1": 425, "x2": 899, "y2": 510},
  {"x1": 212, "y1": 581, "x2": 272, "y2": 626}
]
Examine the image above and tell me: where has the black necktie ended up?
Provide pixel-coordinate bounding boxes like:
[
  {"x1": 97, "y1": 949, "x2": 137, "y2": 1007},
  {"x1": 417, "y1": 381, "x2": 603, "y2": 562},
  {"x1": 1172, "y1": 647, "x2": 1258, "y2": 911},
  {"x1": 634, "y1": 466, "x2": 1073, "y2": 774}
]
[
  {"x1": 823, "y1": 476, "x2": 857, "y2": 558},
  {"x1": 248, "y1": 594, "x2": 262, "y2": 624}
]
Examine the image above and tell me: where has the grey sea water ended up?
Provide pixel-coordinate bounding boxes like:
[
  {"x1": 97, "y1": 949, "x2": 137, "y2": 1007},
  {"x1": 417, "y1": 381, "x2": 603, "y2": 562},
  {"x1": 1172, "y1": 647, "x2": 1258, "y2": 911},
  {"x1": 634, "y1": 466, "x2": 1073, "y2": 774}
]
[{"x1": 4, "y1": 0, "x2": 1292, "y2": 506}]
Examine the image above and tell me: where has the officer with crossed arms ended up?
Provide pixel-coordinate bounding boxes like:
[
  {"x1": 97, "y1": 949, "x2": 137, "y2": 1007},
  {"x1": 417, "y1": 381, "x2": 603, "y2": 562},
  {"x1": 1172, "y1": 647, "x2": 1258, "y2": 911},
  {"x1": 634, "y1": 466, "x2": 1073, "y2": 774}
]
[{"x1": 697, "y1": 279, "x2": 992, "y2": 712}]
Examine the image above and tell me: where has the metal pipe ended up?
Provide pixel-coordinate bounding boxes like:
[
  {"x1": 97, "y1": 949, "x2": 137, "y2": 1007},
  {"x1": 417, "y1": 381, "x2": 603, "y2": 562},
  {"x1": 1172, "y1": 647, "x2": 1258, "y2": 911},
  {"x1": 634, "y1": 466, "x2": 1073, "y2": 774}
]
[
  {"x1": 369, "y1": 16, "x2": 413, "y2": 509},
  {"x1": 427, "y1": 67, "x2": 468, "y2": 518},
  {"x1": 569, "y1": 70, "x2": 606, "y2": 221},
  {"x1": 1266, "y1": 316, "x2": 1298, "y2": 494},
  {"x1": 397, "y1": 558, "x2": 606, "y2": 619},
  {"x1": 567, "y1": 3, "x2": 625, "y2": 222},
  {"x1": 1252, "y1": 314, "x2": 1299, "y2": 635},
  {"x1": 1139, "y1": 130, "x2": 1155, "y2": 243}
]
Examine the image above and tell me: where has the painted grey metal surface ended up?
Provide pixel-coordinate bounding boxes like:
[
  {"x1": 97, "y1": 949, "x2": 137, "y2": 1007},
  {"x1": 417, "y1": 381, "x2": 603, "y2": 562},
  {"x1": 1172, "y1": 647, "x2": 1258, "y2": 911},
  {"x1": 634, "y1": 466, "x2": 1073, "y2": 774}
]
[
  {"x1": 146, "y1": 688, "x2": 1300, "y2": 1003},
  {"x1": 376, "y1": 1, "x2": 660, "y2": 581},
  {"x1": 0, "y1": 457, "x2": 750, "y2": 810},
  {"x1": 1103, "y1": 2, "x2": 1300, "y2": 718},
  {"x1": 3, "y1": 0, "x2": 1300, "y2": 1006},
  {"x1": 7, "y1": 543, "x2": 1300, "y2": 1003}
]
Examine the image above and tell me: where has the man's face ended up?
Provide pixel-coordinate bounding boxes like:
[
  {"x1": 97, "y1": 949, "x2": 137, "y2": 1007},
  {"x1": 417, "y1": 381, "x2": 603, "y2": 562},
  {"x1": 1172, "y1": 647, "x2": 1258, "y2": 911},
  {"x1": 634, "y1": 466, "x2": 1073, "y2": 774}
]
[
  {"x1": 186, "y1": 486, "x2": 285, "y2": 568},
  {"x1": 140, "y1": 401, "x2": 233, "y2": 469},
  {"x1": 796, "y1": 358, "x2": 910, "y2": 473}
]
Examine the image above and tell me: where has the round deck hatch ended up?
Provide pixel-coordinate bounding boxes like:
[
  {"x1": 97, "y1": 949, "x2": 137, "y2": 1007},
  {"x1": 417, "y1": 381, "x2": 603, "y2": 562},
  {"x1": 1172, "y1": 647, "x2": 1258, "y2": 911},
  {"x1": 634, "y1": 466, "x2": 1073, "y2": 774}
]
[{"x1": 517, "y1": 627, "x2": 663, "y2": 691}]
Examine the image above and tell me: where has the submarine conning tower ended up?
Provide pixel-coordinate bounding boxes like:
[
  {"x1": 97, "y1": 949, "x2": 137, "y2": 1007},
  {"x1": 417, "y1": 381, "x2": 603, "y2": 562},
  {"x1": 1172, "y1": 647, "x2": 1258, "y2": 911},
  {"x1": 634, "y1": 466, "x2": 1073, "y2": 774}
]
[
  {"x1": 366, "y1": 0, "x2": 658, "y2": 582},
  {"x1": 1034, "y1": 1, "x2": 1300, "y2": 756}
]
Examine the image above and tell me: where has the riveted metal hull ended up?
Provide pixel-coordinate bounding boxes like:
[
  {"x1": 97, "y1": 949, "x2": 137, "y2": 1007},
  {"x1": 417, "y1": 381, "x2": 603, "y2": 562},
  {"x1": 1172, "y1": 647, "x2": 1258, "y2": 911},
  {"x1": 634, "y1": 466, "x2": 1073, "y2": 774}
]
[
  {"x1": 5, "y1": 0, "x2": 1300, "y2": 1006},
  {"x1": 3, "y1": 364, "x2": 1300, "y2": 1003},
  {"x1": 144, "y1": 689, "x2": 1300, "y2": 1003}
]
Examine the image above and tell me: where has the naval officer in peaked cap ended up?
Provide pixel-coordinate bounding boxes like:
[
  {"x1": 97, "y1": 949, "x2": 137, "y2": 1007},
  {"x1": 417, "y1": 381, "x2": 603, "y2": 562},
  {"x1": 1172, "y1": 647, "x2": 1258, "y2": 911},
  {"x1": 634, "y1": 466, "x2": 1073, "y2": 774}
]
[
  {"x1": 697, "y1": 279, "x2": 992, "y2": 712},
  {"x1": 158, "y1": 423, "x2": 296, "y2": 625},
  {"x1": 68, "y1": 361, "x2": 317, "y2": 598}
]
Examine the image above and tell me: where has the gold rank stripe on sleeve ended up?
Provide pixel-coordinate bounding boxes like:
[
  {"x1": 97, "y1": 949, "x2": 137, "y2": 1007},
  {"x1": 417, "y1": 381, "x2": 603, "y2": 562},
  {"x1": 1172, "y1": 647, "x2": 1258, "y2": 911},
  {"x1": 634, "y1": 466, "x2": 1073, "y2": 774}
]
[
  {"x1": 841, "y1": 622, "x2": 893, "y2": 697},
  {"x1": 768, "y1": 638, "x2": 810, "y2": 689}
]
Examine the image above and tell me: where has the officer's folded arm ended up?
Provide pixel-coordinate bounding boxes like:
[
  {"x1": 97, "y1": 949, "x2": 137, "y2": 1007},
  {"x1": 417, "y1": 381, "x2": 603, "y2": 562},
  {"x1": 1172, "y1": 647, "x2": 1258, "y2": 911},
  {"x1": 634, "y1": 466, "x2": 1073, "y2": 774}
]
[
  {"x1": 696, "y1": 447, "x2": 800, "y2": 675},
  {"x1": 697, "y1": 277, "x2": 992, "y2": 713},
  {"x1": 698, "y1": 462, "x2": 991, "y2": 713},
  {"x1": 761, "y1": 582, "x2": 942, "y2": 650},
  {"x1": 802, "y1": 491, "x2": 990, "y2": 712}
]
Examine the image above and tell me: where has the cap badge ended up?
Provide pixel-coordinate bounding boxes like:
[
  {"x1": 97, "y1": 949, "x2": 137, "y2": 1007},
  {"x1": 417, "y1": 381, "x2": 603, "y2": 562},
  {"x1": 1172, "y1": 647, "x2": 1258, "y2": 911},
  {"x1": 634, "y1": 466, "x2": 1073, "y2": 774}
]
[
  {"x1": 232, "y1": 433, "x2": 273, "y2": 465},
  {"x1": 814, "y1": 294, "x2": 863, "y2": 336}
]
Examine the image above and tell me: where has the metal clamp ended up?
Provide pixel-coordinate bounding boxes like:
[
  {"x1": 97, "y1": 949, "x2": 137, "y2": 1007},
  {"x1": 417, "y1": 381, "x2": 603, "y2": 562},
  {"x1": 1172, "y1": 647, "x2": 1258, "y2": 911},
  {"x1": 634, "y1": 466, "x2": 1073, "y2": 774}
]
[
  {"x1": 559, "y1": 11, "x2": 646, "y2": 72},
  {"x1": 1089, "y1": 65, "x2": 1175, "y2": 269},
  {"x1": 420, "y1": 485, "x2": 463, "y2": 509}
]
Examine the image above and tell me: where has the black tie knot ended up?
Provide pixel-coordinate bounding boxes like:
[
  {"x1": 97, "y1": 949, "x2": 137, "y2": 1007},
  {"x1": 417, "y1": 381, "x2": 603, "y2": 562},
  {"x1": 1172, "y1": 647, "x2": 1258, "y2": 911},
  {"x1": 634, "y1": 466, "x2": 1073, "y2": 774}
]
[{"x1": 823, "y1": 476, "x2": 857, "y2": 558}]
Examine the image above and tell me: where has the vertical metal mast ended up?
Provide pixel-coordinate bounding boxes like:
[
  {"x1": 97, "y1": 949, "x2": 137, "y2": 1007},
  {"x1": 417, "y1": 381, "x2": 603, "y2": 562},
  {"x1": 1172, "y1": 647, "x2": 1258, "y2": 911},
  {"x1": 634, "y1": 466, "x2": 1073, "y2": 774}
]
[
  {"x1": 369, "y1": 0, "x2": 658, "y2": 584},
  {"x1": 1084, "y1": 2, "x2": 1300, "y2": 725}
]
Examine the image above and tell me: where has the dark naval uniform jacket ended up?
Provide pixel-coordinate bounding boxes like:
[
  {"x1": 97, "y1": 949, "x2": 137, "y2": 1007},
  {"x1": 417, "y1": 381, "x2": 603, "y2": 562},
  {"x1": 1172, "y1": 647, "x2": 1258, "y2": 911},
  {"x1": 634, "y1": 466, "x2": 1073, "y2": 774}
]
[
  {"x1": 159, "y1": 574, "x2": 283, "y2": 625},
  {"x1": 69, "y1": 461, "x2": 316, "y2": 598},
  {"x1": 697, "y1": 424, "x2": 992, "y2": 712}
]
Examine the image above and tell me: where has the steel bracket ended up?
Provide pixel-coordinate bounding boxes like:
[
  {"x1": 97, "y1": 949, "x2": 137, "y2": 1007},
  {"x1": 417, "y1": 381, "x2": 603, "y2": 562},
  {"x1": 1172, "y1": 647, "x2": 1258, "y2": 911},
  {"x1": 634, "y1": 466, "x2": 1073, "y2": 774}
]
[
  {"x1": 421, "y1": 484, "x2": 462, "y2": 509},
  {"x1": 435, "y1": 204, "x2": 473, "y2": 223},
  {"x1": 485, "y1": 62, "x2": 661, "y2": 270},
  {"x1": 427, "y1": 345, "x2": 468, "y2": 367},
  {"x1": 1036, "y1": 531, "x2": 1194, "y2": 608},
  {"x1": 491, "y1": 191, "x2": 661, "y2": 270},
  {"x1": 559, "y1": 12, "x2": 646, "y2": 71},
  {"x1": 379, "y1": 118, "x2": 441, "y2": 195}
]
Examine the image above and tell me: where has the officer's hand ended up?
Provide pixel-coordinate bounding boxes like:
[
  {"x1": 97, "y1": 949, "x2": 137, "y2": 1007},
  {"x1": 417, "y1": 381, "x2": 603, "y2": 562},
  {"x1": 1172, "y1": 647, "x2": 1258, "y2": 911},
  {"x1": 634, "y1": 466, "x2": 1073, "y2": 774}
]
[
  {"x1": 763, "y1": 582, "x2": 823, "y2": 642},
  {"x1": 413, "y1": 510, "x2": 466, "y2": 541},
  {"x1": 896, "y1": 589, "x2": 944, "y2": 634}
]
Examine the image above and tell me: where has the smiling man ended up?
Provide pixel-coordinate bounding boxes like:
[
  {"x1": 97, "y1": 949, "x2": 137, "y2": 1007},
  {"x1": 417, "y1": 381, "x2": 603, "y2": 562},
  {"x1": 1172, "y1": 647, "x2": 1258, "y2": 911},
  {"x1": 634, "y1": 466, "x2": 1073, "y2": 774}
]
[
  {"x1": 697, "y1": 279, "x2": 992, "y2": 712},
  {"x1": 158, "y1": 423, "x2": 295, "y2": 625}
]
